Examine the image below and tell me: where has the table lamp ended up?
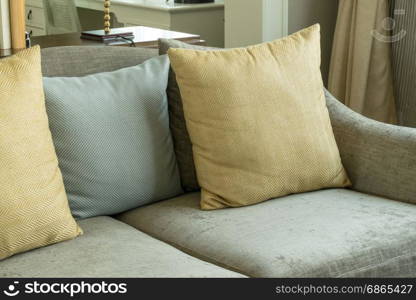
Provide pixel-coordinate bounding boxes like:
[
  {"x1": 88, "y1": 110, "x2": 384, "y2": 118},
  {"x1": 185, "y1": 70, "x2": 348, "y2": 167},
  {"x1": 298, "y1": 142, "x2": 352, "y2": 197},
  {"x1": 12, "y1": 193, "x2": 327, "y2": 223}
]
[
  {"x1": 81, "y1": 0, "x2": 134, "y2": 43},
  {"x1": 104, "y1": 0, "x2": 111, "y2": 34}
]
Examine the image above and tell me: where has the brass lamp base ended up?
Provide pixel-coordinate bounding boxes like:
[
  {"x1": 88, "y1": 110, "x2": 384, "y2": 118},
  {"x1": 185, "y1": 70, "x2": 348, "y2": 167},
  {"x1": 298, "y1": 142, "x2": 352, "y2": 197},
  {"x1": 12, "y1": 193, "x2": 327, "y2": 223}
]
[{"x1": 104, "y1": 0, "x2": 111, "y2": 34}]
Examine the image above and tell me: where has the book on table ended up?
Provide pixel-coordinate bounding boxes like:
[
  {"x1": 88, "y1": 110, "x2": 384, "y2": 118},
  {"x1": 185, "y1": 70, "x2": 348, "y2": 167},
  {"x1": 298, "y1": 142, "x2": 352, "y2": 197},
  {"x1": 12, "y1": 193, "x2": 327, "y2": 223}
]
[{"x1": 81, "y1": 28, "x2": 134, "y2": 42}]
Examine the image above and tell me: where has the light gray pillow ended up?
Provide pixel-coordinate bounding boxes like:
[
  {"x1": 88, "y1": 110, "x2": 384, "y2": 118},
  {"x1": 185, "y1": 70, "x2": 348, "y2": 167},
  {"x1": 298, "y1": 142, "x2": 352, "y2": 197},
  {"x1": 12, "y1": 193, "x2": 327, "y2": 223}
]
[{"x1": 43, "y1": 55, "x2": 183, "y2": 219}]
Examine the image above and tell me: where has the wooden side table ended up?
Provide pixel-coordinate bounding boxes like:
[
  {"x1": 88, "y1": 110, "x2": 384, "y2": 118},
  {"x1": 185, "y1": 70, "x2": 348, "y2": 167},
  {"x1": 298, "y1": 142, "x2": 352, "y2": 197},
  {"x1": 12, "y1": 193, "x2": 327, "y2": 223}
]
[
  {"x1": 1, "y1": 26, "x2": 203, "y2": 58},
  {"x1": 32, "y1": 26, "x2": 203, "y2": 49}
]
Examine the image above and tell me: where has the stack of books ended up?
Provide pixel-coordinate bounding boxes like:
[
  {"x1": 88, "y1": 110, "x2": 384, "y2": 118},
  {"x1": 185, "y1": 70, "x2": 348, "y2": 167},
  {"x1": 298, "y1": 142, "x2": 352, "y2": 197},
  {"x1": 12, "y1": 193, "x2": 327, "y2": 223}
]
[{"x1": 81, "y1": 28, "x2": 135, "y2": 44}]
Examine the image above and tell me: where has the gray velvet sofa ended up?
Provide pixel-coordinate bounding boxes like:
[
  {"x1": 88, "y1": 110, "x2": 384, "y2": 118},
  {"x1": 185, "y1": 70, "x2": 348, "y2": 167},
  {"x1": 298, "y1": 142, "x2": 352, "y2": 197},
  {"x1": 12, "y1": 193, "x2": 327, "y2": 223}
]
[{"x1": 1, "y1": 46, "x2": 416, "y2": 278}]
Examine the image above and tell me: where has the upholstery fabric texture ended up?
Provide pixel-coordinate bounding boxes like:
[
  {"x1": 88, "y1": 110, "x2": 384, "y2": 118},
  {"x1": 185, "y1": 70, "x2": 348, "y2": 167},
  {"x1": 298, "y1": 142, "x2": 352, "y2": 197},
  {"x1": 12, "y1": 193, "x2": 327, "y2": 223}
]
[
  {"x1": 43, "y1": 55, "x2": 183, "y2": 219},
  {"x1": 0, "y1": 45, "x2": 411, "y2": 278},
  {"x1": 41, "y1": 46, "x2": 158, "y2": 77},
  {"x1": 325, "y1": 89, "x2": 416, "y2": 205},
  {"x1": 159, "y1": 39, "x2": 217, "y2": 192},
  {"x1": 168, "y1": 25, "x2": 350, "y2": 210},
  {"x1": 118, "y1": 189, "x2": 416, "y2": 278},
  {"x1": 0, "y1": 217, "x2": 244, "y2": 278},
  {"x1": 0, "y1": 46, "x2": 82, "y2": 260}
]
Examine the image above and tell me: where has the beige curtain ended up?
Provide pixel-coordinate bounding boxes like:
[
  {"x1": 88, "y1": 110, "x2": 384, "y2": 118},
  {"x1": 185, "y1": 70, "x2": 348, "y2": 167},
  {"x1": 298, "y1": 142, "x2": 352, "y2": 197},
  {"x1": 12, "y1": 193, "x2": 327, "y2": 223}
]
[
  {"x1": 392, "y1": 0, "x2": 416, "y2": 127},
  {"x1": 328, "y1": 0, "x2": 397, "y2": 124}
]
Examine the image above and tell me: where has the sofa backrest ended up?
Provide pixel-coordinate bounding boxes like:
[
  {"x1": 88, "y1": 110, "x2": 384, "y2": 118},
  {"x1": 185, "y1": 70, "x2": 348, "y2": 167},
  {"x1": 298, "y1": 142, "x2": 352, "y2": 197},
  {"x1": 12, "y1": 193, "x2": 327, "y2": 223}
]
[{"x1": 41, "y1": 46, "x2": 158, "y2": 77}]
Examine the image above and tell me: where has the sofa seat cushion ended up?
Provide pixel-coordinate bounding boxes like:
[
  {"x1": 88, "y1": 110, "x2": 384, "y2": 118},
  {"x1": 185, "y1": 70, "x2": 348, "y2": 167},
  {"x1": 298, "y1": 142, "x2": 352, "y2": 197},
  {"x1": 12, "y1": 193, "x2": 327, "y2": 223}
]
[
  {"x1": 0, "y1": 217, "x2": 244, "y2": 278},
  {"x1": 118, "y1": 189, "x2": 416, "y2": 277}
]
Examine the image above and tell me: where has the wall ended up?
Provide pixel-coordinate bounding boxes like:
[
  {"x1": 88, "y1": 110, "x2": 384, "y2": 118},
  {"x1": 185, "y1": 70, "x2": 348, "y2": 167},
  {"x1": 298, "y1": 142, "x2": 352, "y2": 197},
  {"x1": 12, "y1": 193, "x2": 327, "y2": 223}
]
[
  {"x1": 225, "y1": 0, "x2": 339, "y2": 85},
  {"x1": 287, "y1": 0, "x2": 339, "y2": 85},
  {"x1": 225, "y1": 0, "x2": 287, "y2": 48},
  {"x1": 224, "y1": 0, "x2": 264, "y2": 47},
  {"x1": 0, "y1": 0, "x2": 11, "y2": 49}
]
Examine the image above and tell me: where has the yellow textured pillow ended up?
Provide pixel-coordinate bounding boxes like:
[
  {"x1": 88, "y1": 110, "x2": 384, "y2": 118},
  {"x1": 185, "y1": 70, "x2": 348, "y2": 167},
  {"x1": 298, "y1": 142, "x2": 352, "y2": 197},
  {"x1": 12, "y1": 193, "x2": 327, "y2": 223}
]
[
  {"x1": 168, "y1": 24, "x2": 351, "y2": 210},
  {"x1": 0, "y1": 46, "x2": 82, "y2": 260}
]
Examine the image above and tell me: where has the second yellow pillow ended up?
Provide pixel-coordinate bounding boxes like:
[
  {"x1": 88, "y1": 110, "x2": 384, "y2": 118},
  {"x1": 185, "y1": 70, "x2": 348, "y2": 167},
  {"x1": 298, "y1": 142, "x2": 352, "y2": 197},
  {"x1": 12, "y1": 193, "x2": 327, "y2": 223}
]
[
  {"x1": 0, "y1": 46, "x2": 82, "y2": 260},
  {"x1": 168, "y1": 25, "x2": 351, "y2": 210}
]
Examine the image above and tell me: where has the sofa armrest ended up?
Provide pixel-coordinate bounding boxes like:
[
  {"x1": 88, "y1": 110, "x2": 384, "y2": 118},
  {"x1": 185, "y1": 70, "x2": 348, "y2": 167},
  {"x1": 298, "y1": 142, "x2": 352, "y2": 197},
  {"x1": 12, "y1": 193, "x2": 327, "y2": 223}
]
[{"x1": 325, "y1": 89, "x2": 416, "y2": 204}]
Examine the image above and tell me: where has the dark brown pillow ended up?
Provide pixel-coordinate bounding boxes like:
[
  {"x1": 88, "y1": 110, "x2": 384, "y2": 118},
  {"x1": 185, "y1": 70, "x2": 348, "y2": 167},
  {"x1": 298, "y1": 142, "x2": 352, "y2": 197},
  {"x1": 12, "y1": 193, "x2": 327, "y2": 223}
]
[{"x1": 159, "y1": 39, "x2": 218, "y2": 192}]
